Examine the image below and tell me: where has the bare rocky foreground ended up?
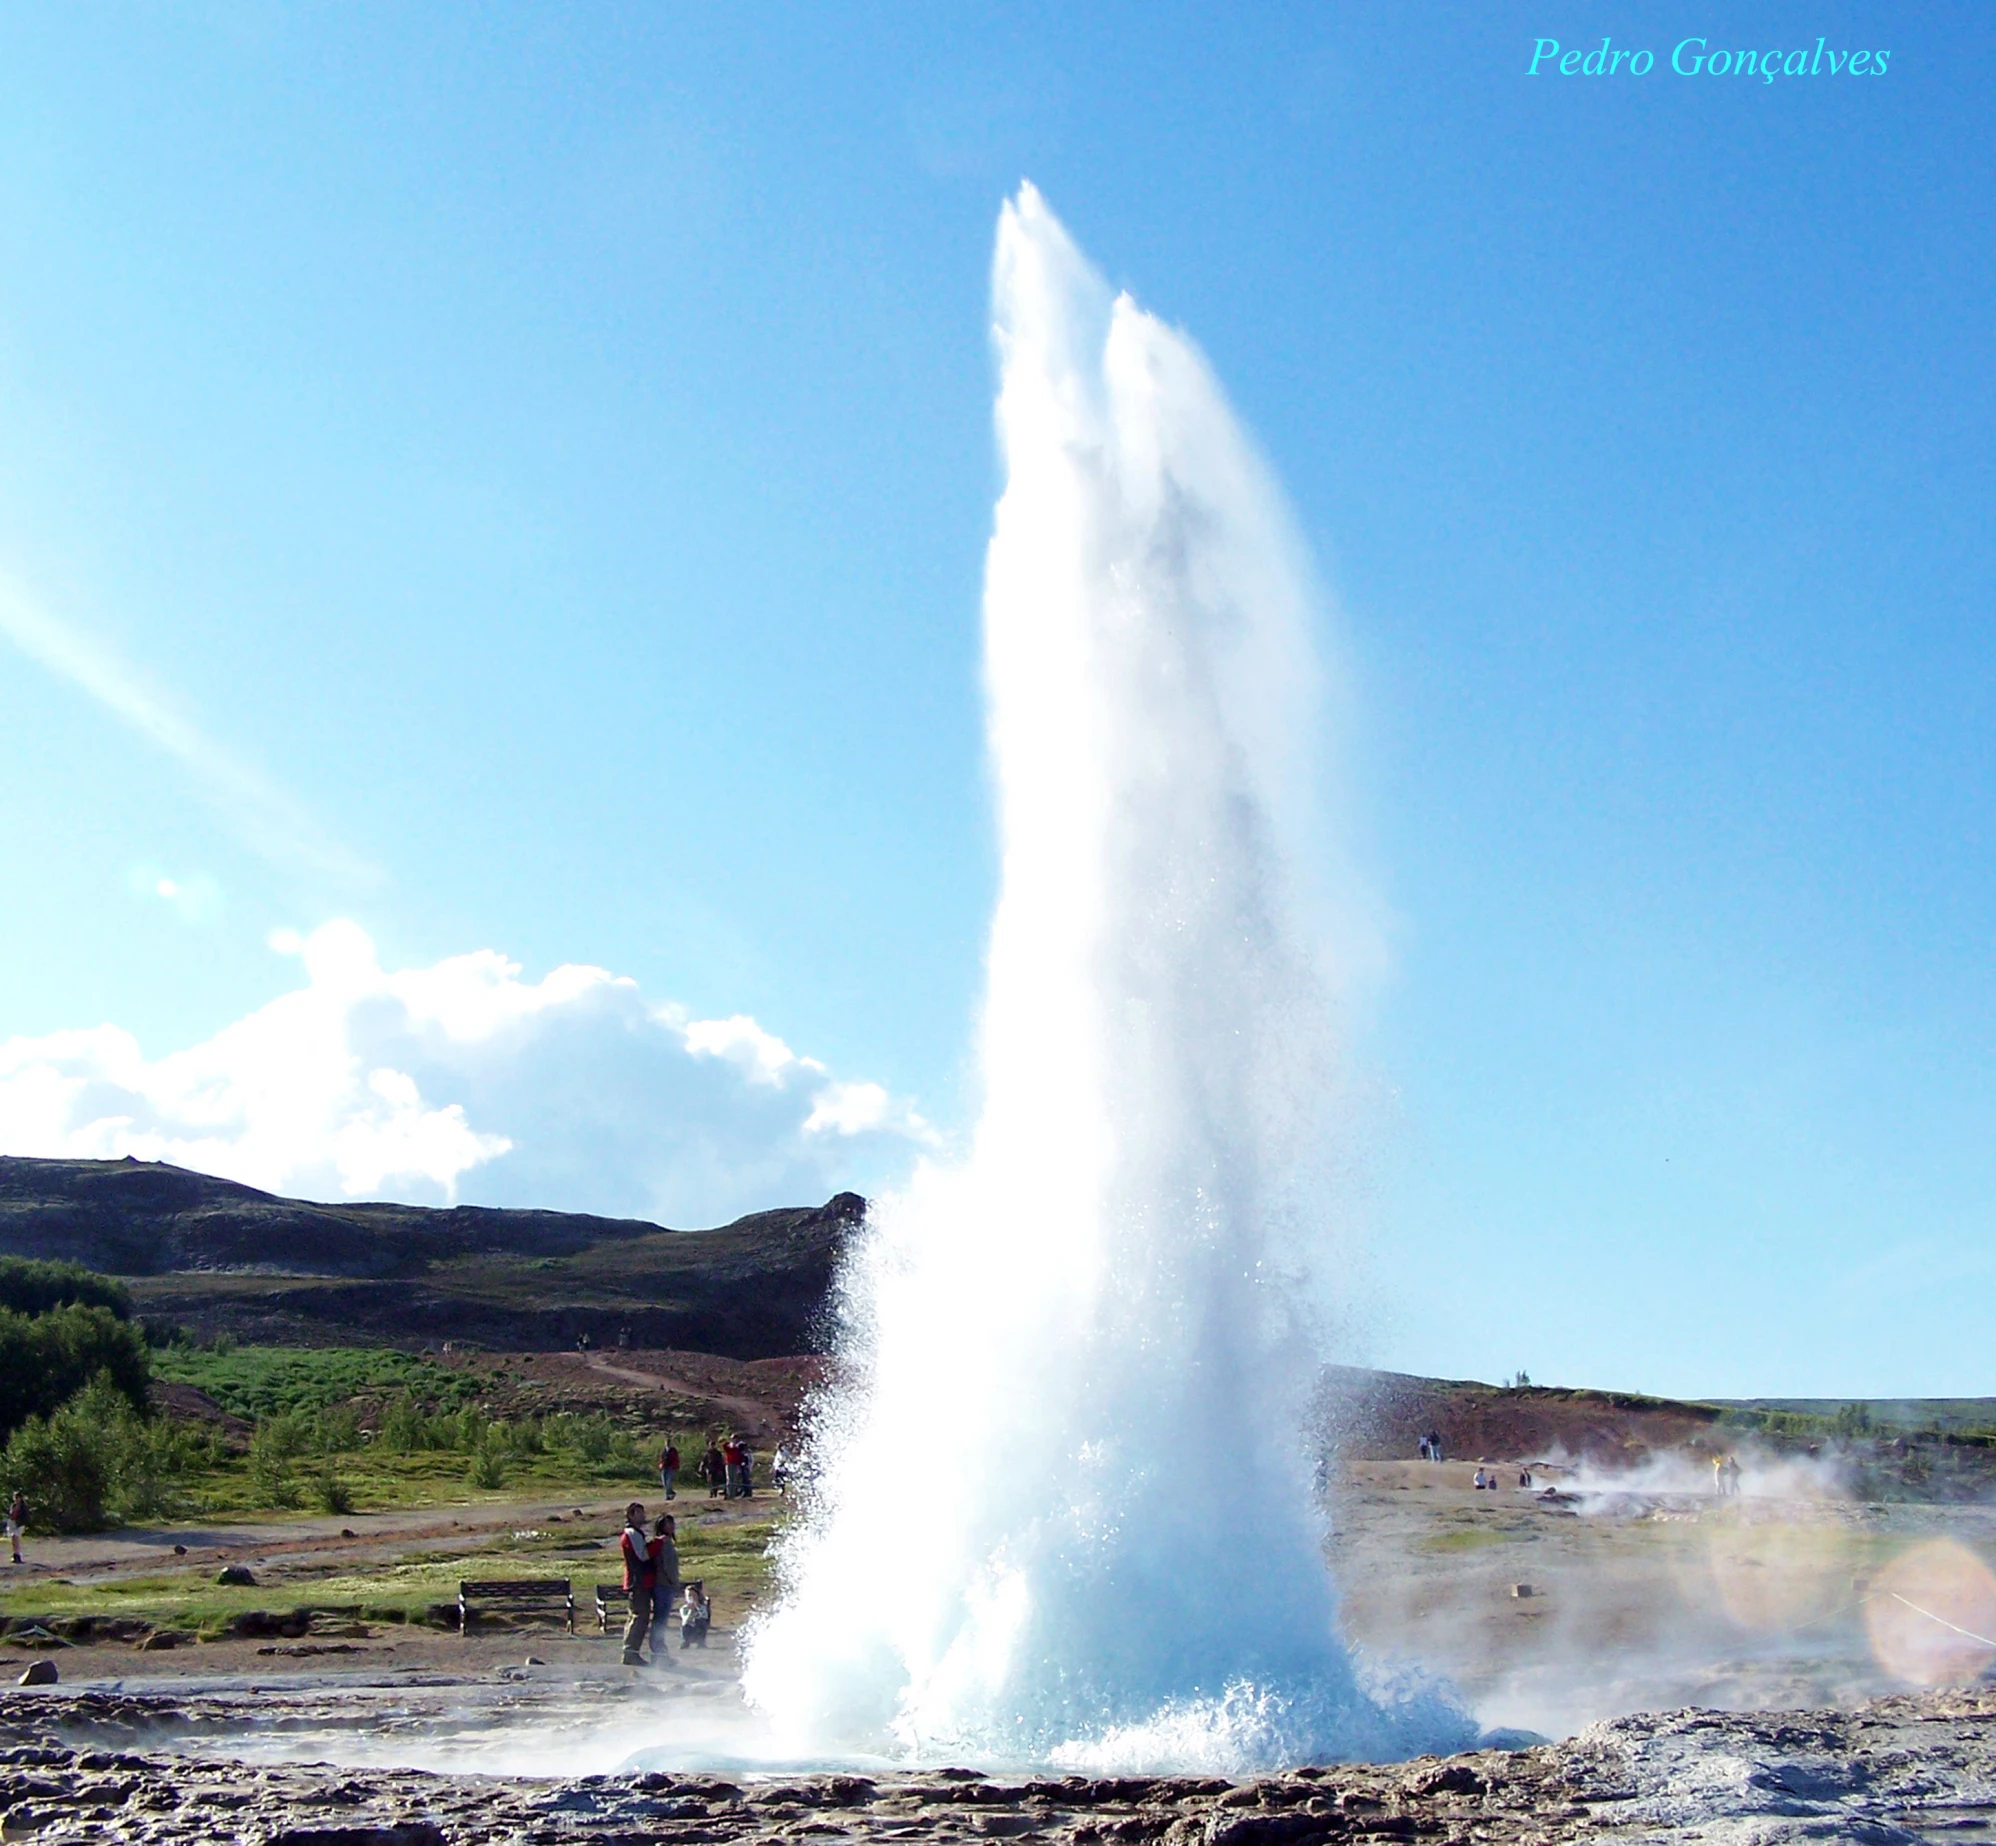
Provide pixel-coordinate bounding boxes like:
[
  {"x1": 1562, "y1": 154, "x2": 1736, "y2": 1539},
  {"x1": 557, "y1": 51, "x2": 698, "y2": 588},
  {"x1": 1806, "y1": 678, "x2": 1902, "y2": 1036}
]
[{"x1": 3, "y1": 1687, "x2": 1996, "y2": 1845}]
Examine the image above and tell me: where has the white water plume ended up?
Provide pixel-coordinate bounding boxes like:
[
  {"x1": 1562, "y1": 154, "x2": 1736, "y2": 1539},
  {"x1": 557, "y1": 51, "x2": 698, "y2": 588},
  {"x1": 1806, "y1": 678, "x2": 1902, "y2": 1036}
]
[{"x1": 741, "y1": 186, "x2": 1462, "y2": 1769}]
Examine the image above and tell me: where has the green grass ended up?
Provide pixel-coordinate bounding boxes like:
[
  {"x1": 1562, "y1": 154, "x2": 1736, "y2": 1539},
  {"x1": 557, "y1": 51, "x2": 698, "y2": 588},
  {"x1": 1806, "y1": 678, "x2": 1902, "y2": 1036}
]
[
  {"x1": 1420, "y1": 1528, "x2": 1527, "y2": 1552},
  {"x1": 152, "y1": 1345, "x2": 478, "y2": 1419},
  {"x1": 0, "y1": 1512, "x2": 782, "y2": 1636},
  {"x1": 176, "y1": 1444, "x2": 660, "y2": 1519}
]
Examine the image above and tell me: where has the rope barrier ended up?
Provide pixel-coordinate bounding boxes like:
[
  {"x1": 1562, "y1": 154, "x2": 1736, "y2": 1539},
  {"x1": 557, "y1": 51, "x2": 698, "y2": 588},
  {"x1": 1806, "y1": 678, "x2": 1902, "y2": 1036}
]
[{"x1": 1885, "y1": 1591, "x2": 1996, "y2": 1651}]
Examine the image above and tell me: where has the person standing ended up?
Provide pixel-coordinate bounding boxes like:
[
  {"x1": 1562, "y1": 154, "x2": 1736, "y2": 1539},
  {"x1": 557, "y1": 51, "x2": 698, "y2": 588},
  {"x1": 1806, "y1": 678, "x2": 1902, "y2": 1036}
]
[
  {"x1": 6, "y1": 1491, "x2": 24, "y2": 1564},
  {"x1": 738, "y1": 1439, "x2": 755, "y2": 1499},
  {"x1": 618, "y1": 1503, "x2": 655, "y2": 1666},
  {"x1": 703, "y1": 1439, "x2": 727, "y2": 1498},
  {"x1": 659, "y1": 1441, "x2": 680, "y2": 1501},
  {"x1": 647, "y1": 1514, "x2": 681, "y2": 1660}
]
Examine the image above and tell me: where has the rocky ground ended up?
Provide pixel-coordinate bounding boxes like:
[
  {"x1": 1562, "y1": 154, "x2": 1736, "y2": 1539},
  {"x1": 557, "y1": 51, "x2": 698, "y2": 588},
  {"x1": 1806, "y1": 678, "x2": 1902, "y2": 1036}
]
[
  {"x1": 7, "y1": 1433, "x2": 1996, "y2": 1840},
  {"x1": 3, "y1": 1684, "x2": 1996, "y2": 1844}
]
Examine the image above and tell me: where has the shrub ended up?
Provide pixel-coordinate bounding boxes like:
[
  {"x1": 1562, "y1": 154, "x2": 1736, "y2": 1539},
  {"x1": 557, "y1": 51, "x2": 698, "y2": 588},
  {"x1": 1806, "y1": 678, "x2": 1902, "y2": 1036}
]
[
  {"x1": 547, "y1": 1413, "x2": 616, "y2": 1464},
  {"x1": 0, "y1": 1373, "x2": 206, "y2": 1532},
  {"x1": 315, "y1": 1405, "x2": 361, "y2": 1453},
  {"x1": 4, "y1": 1402, "x2": 109, "y2": 1531},
  {"x1": 312, "y1": 1465, "x2": 355, "y2": 1516},
  {"x1": 247, "y1": 1415, "x2": 309, "y2": 1510},
  {"x1": 1831, "y1": 1402, "x2": 1874, "y2": 1441},
  {"x1": 467, "y1": 1443, "x2": 507, "y2": 1490},
  {"x1": 0, "y1": 1258, "x2": 131, "y2": 1321},
  {"x1": 0, "y1": 1303, "x2": 150, "y2": 1441},
  {"x1": 379, "y1": 1393, "x2": 427, "y2": 1452}
]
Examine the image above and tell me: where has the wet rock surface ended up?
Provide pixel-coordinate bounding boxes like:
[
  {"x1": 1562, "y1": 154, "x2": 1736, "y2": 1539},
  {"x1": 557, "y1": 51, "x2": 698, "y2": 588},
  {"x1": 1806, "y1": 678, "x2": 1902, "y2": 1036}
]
[{"x1": 1, "y1": 1688, "x2": 1993, "y2": 1843}]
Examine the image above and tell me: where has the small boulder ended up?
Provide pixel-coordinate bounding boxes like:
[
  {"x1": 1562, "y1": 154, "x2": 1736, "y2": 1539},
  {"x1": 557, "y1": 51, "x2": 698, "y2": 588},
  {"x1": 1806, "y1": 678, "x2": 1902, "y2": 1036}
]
[
  {"x1": 16, "y1": 1660, "x2": 56, "y2": 1686},
  {"x1": 1511, "y1": 1583, "x2": 1535, "y2": 1599},
  {"x1": 523, "y1": 1655, "x2": 545, "y2": 1667},
  {"x1": 172, "y1": 1543, "x2": 187, "y2": 1556},
  {"x1": 217, "y1": 1564, "x2": 256, "y2": 1586},
  {"x1": 340, "y1": 1528, "x2": 357, "y2": 1539}
]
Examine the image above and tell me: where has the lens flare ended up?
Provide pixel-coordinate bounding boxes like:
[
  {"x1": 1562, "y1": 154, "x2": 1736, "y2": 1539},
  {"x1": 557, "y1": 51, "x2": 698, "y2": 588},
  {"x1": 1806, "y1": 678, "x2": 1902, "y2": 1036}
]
[
  {"x1": 1704, "y1": 1522, "x2": 1853, "y2": 1634},
  {"x1": 1865, "y1": 1540, "x2": 1996, "y2": 1687}
]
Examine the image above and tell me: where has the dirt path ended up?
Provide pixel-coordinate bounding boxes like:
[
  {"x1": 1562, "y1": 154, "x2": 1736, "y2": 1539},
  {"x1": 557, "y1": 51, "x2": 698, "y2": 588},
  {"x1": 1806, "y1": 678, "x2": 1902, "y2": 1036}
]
[
  {"x1": 8, "y1": 1495, "x2": 635, "y2": 1584},
  {"x1": 583, "y1": 1352, "x2": 769, "y2": 1432}
]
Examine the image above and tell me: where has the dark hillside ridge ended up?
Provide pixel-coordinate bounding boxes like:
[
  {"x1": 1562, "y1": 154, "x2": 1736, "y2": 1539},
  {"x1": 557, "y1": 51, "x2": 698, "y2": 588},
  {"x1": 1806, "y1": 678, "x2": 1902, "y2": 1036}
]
[
  {"x1": 0, "y1": 1157, "x2": 866, "y2": 1358},
  {"x1": 0, "y1": 1156, "x2": 675, "y2": 1276},
  {"x1": 1317, "y1": 1363, "x2": 1722, "y2": 1466},
  {"x1": 1717, "y1": 1396, "x2": 1996, "y2": 1435}
]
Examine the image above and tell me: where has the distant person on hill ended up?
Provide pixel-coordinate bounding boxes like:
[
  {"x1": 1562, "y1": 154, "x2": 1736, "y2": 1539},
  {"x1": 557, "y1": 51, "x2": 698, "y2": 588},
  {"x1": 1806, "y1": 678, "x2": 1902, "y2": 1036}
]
[
  {"x1": 1712, "y1": 1454, "x2": 1726, "y2": 1498},
  {"x1": 723, "y1": 1437, "x2": 745, "y2": 1498},
  {"x1": 1725, "y1": 1455, "x2": 1742, "y2": 1497},
  {"x1": 647, "y1": 1514, "x2": 681, "y2": 1660},
  {"x1": 1518, "y1": 1469, "x2": 1532, "y2": 1489},
  {"x1": 680, "y1": 1581, "x2": 711, "y2": 1648},
  {"x1": 1418, "y1": 1436, "x2": 1431, "y2": 1462},
  {"x1": 618, "y1": 1502, "x2": 655, "y2": 1666},
  {"x1": 738, "y1": 1440, "x2": 756, "y2": 1499},
  {"x1": 1428, "y1": 1432, "x2": 1445, "y2": 1464},
  {"x1": 1472, "y1": 1468, "x2": 1488, "y2": 1490},
  {"x1": 659, "y1": 1442, "x2": 680, "y2": 1500},
  {"x1": 703, "y1": 1441, "x2": 727, "y2": 1497},
  {"x1": 772, "y1": 1445, "x2": 791, "y2": 1497},
  {"x1": 6, "y1": 1491, "x2": 24, "y2": 1564}
]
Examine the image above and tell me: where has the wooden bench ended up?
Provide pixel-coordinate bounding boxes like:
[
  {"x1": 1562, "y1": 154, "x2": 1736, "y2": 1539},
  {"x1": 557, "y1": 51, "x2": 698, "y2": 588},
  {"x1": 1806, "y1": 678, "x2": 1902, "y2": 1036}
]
[
  {"x1": 593, "y1": 1583, "x2": 626, "y2": 1634},
  {"x1": 457, "y1": 1579, "x2": 574, "y2": 1635}
]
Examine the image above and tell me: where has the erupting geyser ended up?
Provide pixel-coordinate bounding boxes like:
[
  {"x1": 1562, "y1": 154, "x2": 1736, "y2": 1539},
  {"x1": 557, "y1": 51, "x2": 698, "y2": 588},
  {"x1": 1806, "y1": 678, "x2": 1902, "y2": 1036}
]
[{"x1": 741, "y1": 187, "x2": 1462, "y2": 1770}]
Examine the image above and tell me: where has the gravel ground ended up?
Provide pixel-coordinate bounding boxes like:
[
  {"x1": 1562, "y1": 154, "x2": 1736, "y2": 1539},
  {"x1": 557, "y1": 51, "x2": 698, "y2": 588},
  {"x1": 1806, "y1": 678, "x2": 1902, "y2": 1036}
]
[{"x1": 4, "y1": 1684, "x2": 1996, "y2": 1844}]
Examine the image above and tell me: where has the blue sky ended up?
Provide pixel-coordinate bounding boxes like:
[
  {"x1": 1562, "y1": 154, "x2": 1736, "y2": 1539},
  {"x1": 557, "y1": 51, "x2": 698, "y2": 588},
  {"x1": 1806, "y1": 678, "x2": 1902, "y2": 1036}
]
[{"x1": 0, "y1": 5, "x2": 1990, "y2": 1399}]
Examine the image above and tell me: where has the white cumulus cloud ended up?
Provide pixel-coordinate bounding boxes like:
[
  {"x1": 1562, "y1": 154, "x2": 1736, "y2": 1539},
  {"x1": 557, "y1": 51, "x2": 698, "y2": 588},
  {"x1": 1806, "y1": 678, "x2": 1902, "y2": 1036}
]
[{"x1": 0, "y1": 921, "x2": 933, "y2": 1224}]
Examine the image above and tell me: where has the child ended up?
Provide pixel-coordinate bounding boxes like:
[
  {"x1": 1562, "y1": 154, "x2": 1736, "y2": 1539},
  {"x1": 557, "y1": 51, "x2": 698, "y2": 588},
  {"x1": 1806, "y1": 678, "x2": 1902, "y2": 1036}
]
[{"x1": 679, "y1": 1581, "x2": 711, "y2": 1649}]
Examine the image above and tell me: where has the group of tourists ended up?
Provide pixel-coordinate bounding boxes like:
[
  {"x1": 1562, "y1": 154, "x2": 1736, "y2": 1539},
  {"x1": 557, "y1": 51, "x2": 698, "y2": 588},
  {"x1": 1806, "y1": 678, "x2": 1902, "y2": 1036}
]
[
  {"x1": 616, "y1": 1502, "x2": 713, "y2": 1667},
  {"x1": 703, "y1": 1435, "x2": 755, "y2": 1498},
  {"x1": 1417, "y1": 1431, "x2": 1446, "y2": 1463},
  {"x1": 657, "y1": 1433, "x2": 789, "y2": 1501},
  {"x1": 1711, "y1": 1453, "x2": 1743, "y2": 1497},
  {"x1": 1470, "y1": 1466, "x2": 1533, "y2": 1490}
]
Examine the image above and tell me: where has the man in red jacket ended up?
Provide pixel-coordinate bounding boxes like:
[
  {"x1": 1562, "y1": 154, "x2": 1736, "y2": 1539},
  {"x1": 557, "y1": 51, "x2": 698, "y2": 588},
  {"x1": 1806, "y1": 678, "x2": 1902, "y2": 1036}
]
[{"x1": 619, "y1": 1502, "x2": 655, "y2": 1665}]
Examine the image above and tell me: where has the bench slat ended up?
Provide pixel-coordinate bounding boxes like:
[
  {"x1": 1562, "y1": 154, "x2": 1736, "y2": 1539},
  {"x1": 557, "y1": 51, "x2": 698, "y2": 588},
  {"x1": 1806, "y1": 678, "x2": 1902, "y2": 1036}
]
[{"x1": 458, "y1": 1578, "x2": 575, "y2": 1637}]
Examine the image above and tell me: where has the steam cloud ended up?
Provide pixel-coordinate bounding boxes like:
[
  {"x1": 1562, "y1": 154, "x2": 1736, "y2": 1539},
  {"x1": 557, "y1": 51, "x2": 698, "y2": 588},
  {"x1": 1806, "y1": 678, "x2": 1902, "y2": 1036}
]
[{"x1": 737, "y1": 186, "x2": 1456, "y2": 1769}]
